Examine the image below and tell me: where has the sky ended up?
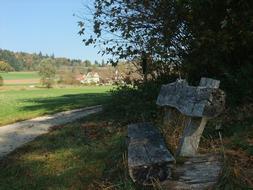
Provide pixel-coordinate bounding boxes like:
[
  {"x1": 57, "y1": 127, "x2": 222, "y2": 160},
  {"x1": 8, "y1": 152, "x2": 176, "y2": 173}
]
[{"x1": 0, "y1": 0, "x2": 107, "y2": 62}]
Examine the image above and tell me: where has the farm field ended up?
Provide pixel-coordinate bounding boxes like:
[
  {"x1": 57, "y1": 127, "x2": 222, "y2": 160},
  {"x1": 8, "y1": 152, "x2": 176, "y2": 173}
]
[
  {"x1": 0, "y1": 72, "x2": 40, "y2": 80},
  {"x1": 0, "y1": 71, "x2": 40, "y2": 85},
  {"x1": 0, "y1": 86, "x2": 112, "y2": 126}
]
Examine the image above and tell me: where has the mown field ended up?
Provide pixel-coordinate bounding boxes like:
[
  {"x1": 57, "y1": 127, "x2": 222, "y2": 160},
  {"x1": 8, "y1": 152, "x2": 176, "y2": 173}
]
[
  {"x1": 0, "y1": 72, "x2": 40, "y2": 80},
  {"x1": 0, "y1": 71, "x2": 40, "y2": 85},
  {"x1": 0, "y1": 71, "x2": 113, "y2": 125},
  {"x1": 0, "y1": 86, "x2": 112, "y2": 126}
]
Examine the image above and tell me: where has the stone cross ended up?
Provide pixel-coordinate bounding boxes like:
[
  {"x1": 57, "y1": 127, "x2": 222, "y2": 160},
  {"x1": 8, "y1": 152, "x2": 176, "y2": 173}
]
[{"x1": 156, "y1": 78, "x2": 225, "y2": 156}]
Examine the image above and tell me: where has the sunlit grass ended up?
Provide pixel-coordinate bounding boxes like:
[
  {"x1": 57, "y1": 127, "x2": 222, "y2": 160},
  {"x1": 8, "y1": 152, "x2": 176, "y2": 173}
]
[
  {"x1": 0, "y1": 86, "x2": 112, "y2": 126},
  {"x1": 0, "y1": 71, "x2": 40, "y2": 80}
]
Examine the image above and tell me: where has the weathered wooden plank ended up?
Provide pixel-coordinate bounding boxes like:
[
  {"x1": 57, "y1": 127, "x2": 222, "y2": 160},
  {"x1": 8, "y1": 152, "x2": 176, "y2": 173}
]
[
  {"x1": 156, "y1": 79, "x2": 225, "y2": 118},
  {"x1": 161, "y1": 154, "x2": 222, "y2": 190},
  {"x1": 128, "y1": 123, "x2": 175, "y2": 184}
]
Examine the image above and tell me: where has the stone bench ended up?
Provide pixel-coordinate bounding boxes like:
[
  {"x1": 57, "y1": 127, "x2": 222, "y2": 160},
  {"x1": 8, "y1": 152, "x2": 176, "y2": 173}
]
[{"x1": 128, "y1": 77, "x2": 225, "y2": 188}]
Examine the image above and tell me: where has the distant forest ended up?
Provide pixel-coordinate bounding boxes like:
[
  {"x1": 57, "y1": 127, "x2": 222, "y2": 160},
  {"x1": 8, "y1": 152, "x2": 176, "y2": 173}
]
[{"x1": 0, "y1": 49, "x2": 105, "y2": 71}]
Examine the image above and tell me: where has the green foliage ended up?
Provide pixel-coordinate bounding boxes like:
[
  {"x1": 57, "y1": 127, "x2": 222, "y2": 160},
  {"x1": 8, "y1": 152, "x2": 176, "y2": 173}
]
[
  {"x1": 80, "y1": 0, "x2": 253, "y2": 105},
  {"x1": 0, "y1": 75, "x2": 3, "y2": 86},
  {"x1": 79, "y1": 0, "x2": 183, "y2": 68},
  {"x1": 57, "y1": 69, "x2": 79, "y2": 85},
  {"x1": 106, "y1": 85, "x2": 157, "y2": 122},
  {"x1": 0, "y1": 60, "x2": 14, "y2": 72},
  {"x1": 38, "y1": 59, "x2": 56, "y2": 88},
  {"x1": 0, "y1": 49, "x2": 24, "y2": 70},
  {"x1": 0, "y1": 49, "x2": 94, "y2": 71},
  {"x1": 94, "y1": 60, "x2": 99, "y2": 65},
  {"x1": 84, "y1": 59, "x2": 92, "y2": 67},
  {"x1": 106, "y1": 76, "x2": 177, "y2": 122},
  {"x1": 180, "y1": 0, "x2": 253, "y2": 105}
]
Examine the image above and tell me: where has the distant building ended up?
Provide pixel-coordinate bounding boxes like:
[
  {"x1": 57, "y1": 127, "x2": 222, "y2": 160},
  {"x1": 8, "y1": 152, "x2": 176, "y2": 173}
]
[{"x1": 81, "y1": 72, "x2": 100, "y2": 84}]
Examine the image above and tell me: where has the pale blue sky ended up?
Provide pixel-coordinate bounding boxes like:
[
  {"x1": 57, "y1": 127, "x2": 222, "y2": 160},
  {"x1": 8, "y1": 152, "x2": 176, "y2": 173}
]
[{"x1": 0, "y1": 0, "x2": 106, "y2": 62}]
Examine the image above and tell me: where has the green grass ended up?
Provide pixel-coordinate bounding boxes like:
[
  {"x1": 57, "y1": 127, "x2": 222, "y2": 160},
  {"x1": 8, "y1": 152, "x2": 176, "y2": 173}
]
[
  {"x1": 0, "y1": 86, "x2": 112, "y2": 126},
  {"x1": 3, "y1": 83, "x2": 39, "y2": 87},
  {"x1": 0, "y1": 82, "x2": 252, "y2": 189},
  {"x1": 0, "y1": 71, "x2": 39, "y2": 80},
  {"x1": 0, "y1": 114, "x2": 136, "y2": 190},
  {"x1": 0, "y1": 112, "x2": 251, "y2": 190}
]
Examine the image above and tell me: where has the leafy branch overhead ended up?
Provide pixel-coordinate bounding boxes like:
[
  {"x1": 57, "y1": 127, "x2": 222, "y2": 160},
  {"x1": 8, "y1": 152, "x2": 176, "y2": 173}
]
[
  {"x1": 78, "y1": 0, "x2": 186, "y2": 67},
  {"x1": 79, "y1": 0, "x2": 253, "y2": 104}
]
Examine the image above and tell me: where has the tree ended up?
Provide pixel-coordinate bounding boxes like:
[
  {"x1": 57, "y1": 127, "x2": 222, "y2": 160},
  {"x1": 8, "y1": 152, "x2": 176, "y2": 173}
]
[
  {"x1": 94, "y1": 60, "x2": 99, "y2": 66},
  {"x1": 0, "y1": 60, "x2": 14, "y2": 72},
  {"x1": 79, "y1": 0, "x2": 185, "y2": 79},
  {"x1": 38, "y1": 59, "x2": 56, "y2": 88},
  {"x1": 84, "y1": 60, "x2": 92, "y2": 67},
  {"x1": 38, "y1": 51, "x2": 43, "y2": 58},
  {"x1": 101, "y1": 59, "x2": 106, "y2": 67},
  {"x1": 57, "y1": 68, "x2": 79, "y2": 85},
  {"x1": 79, "y1": 0, "x2": 253, "y2": 104},
  {"x1": 179, "y1": 0, "x2": 253, "y2": 104}
]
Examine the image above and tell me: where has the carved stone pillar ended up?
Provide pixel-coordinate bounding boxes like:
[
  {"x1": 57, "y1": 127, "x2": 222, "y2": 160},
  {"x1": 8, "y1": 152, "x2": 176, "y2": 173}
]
[{"x1": 177, "y1": 117, "x2": 208, "y2": 157}]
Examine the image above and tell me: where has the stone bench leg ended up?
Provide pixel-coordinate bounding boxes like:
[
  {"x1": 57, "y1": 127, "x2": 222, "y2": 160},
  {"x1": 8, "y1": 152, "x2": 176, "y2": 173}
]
[{"x1": 177, "y1": 117, "x2": 208, "y2": 157}]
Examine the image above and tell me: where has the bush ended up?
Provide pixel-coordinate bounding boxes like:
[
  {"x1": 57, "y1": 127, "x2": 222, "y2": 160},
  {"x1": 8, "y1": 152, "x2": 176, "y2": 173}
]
[
  {"x1": 0, "y1": 75, "x2": 3, "y2": 86},
  {"x1": 57, "y1": 70, "x2": 80, "y2": 85},
  {"x1": 38, "y1": 59, "x2": 56, "y2": 88},
  {"x1": 105, "y1": 75, "x2": 177, "y2": 123}
]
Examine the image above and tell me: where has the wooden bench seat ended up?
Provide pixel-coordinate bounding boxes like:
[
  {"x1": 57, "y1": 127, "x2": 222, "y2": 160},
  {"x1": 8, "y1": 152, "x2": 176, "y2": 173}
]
[{"x1": 128, "y1": 123, "x2": 175, "y2": 185}]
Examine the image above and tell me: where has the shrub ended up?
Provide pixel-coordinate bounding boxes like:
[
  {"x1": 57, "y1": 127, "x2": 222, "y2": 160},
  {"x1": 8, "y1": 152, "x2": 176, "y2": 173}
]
[
  {"x1": 105, "y1": 75, "x2": 177, "y2": 123},
  {"x1": 38, "y1": 59, "x2": 56, "y2": 88},
  {"x1": 0, "y1": 75, "x2": 3, "y2": 86},
  {"x1": 57, "y1": 70, "x2": 80, "y2": 85}
]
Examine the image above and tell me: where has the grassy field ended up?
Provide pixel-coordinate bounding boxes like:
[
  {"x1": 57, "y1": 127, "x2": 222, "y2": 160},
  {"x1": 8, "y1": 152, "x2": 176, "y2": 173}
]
[
  {"x1": 0, "y1": 72, "x2": 40, "y2": 80},
  {"x1": 0, "y1": 113, "x2": 135, "y2": 190},
  {"x1": 0, "y1": 86, "x2": 112, "y2": 126},
  {"x1": 0, "y1": 73, "x2": 252, "y2": 189},
  {"x1": 0, "y1": 71, "x2": 40, "y2": 85},
  {"x1": 0, "y1": 109, "x2": 252, "y2": 189}
]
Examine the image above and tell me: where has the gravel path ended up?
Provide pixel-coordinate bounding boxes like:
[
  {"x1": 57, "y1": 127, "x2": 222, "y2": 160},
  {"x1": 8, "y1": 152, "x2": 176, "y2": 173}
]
[{"x1": 0, "y1": 105, "x2": 102, "y2": 158}]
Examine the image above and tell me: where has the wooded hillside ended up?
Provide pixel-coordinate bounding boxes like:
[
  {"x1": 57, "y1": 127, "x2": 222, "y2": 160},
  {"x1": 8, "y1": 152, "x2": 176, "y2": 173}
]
[{"x1": 0, "y1": 49, "x2": 96, "y2": 71}]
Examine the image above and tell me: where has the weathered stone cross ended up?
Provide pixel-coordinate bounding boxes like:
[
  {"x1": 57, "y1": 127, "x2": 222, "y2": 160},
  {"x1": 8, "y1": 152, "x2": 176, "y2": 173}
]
[{"x1": 156, "y1": 77, "x2": 225, "y2": 156}]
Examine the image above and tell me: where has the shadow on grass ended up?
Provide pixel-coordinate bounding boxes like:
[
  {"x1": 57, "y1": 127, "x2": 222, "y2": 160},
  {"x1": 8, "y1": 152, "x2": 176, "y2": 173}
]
[
  {"x1": 0, "y1": 117, "x2": 134, "y2": 190},
  {"x1": 19, "y1": 93, "x2": 110, "y2": 115}
]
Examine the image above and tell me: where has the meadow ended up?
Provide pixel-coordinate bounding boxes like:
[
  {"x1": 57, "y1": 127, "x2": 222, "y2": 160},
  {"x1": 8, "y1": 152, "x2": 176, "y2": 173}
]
[
  {"x1": 0, "y1": 71, "x2": 40, "y2": 80},
  {"x1": 0, "y1": 72, "x2": 131, "y2": 189},
  {"x1": 0, "y1": 72, "x2": 252, "y2": 190},
  {"x1": 0, "y1": 71, "x2": 113, "y2": 125},
  {"x1": 0, "y1": 86, "x2": 111, "y2": 126},
  {"x1": 1, "y1": 71, "x2": 40, "y2": 85}
]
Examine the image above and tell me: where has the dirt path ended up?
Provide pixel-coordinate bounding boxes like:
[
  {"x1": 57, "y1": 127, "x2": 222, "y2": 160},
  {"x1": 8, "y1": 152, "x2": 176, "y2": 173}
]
[
  {"x1": 4, "y1": 79, "x2": 40, "y2": 84},
  {"x1": 0, "y1": 105, "x2": 102, "y2": 158}
]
